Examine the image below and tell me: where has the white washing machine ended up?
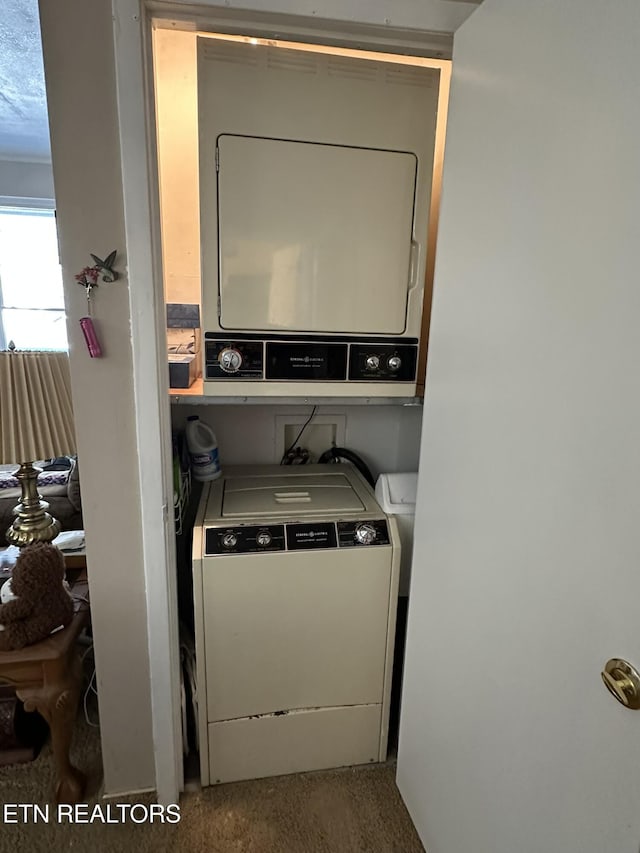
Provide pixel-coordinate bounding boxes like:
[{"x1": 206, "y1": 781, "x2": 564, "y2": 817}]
[{"x1": 192, "y1": 464, "x2": 400, "y2": 786}]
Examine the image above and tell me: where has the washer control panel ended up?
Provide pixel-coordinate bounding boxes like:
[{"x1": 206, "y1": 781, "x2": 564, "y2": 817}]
[{"x1": 205, "y1": 519, "x2": 390, "y2": 555}]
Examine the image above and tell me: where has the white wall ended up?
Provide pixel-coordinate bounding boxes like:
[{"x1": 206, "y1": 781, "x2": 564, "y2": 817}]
[{"x1": 39, "y1": 0, "x2": 155, "y2": 794}]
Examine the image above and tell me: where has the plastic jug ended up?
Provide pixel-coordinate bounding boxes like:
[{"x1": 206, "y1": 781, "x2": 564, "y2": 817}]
[
  {"x1": 185, "y1": 415, "x2": 221, "y2": 481},
  {"x1": 375, "y1": 472, "x2": 418, "y2": 597}
]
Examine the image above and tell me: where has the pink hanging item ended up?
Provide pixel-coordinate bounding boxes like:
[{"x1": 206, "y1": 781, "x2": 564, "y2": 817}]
[{"x1": 79, "y1": 316, "x2": 102, "y2": 358}]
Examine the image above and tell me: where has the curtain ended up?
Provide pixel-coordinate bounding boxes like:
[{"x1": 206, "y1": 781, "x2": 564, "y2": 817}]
[{"x1": 0, "y1": 351, "x2": 76, "y2": 462}]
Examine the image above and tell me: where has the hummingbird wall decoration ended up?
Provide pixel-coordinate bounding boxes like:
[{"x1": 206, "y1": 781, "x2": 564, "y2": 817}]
[{"x1": 74, "y1": 250, "x2": 120, "y2": 358}]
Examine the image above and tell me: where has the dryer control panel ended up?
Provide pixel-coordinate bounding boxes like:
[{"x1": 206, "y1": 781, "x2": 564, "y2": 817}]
[{"x1": 205, "y1": 335, "x2": 417, "y2": 384}]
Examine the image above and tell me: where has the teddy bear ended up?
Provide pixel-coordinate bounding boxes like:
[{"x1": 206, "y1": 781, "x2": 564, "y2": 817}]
[{"x1": 0, "y1": 542, "x2": 74, "y2": 651}]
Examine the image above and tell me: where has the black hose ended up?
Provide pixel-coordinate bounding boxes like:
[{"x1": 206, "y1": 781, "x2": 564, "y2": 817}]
[{"x1": 317, "y1": 447, "x2": 376, "y2": 488}]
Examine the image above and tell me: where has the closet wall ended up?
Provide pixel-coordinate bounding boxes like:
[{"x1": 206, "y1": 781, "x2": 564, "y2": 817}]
[{"x1": 172, "y1": 403, "x2": 423, "y2": 476}]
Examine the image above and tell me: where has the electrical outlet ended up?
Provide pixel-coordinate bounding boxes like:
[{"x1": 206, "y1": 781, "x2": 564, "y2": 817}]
[{"x1": 276, "y1": 414, "x2": 346, "y2": 462}]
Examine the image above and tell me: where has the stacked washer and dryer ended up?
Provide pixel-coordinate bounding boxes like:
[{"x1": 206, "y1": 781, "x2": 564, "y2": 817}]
[{"x1": 192, "y1": 464, "x2": 401, "y2": 785}]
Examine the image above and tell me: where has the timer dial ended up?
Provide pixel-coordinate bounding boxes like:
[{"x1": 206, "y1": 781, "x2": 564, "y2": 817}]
[
  {"x1": 219, "y1": 347, "x2": 243, "y2": 374},
  {"x1": 355, "y1": 523, "x2": 377, "y2": 545}
]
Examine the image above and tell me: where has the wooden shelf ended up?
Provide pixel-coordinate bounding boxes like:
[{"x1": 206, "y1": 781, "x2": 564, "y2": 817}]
[{"x1": 170, "y1": 377, "x2": 204, "y2": 397}]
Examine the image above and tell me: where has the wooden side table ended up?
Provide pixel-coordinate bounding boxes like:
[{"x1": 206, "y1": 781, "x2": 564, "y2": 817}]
[{"x1": 0, "y1": 603, "x2": 89, "y2": 803}]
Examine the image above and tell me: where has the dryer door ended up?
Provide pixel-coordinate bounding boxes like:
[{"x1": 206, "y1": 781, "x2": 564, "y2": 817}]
[{"x1": 216, "y1": 135, "x2": 418, "y2": 335}]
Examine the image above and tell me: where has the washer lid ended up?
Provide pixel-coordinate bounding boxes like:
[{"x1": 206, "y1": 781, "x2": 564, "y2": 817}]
[{"x1": 222, "y1": 472, "x2": 365, "y2": 517}]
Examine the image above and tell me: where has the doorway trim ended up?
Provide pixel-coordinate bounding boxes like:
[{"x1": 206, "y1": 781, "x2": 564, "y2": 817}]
[{"x1": 112, "y1": 0, "x2": 183, "y2": 805}]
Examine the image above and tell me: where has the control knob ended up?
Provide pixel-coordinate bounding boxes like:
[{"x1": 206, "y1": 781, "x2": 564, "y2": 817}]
[
  {"x1": 365, "y1": 355, "x2": 380, "y2": 371},
  {"x1": 355, "y1": 523, "x2": 377, "y2": 545},
  {"x1": 256, "y1": 530, "x2": 272, "y2": 547},
  {"x1": 387, "y1": 355, "x2": 402, "y2": 372},
  {"x1": 219, "y1": 347, "x2": 243, "y2": 374},
  {"x1": 222, "y1": 532, "x2": 238, "y2": 549}
]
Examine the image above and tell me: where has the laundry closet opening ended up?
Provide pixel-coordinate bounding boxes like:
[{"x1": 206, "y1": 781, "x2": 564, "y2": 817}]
[{"x1": 151, "y1": 23, "x2": 450, "y2": 786}]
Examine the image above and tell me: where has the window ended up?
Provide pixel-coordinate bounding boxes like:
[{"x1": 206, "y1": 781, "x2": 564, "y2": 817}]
[{"x1": 0, "y1": 207, "x2": 67, "y2": 351}]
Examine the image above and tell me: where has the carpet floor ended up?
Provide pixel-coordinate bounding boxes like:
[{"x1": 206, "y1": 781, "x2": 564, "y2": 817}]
[{"x1": 0, "y1": 708, "x2": 424, "y2": 853}]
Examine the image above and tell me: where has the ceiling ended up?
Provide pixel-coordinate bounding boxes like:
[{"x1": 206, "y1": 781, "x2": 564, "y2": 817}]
[{"x1": 0, "y1": 0, "x2": 50, "y2": 163}]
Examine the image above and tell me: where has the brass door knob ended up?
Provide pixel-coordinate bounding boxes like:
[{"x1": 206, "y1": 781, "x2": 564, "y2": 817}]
[{"x1": 601, "y1": 659, "x2": 640, "y2": 710}]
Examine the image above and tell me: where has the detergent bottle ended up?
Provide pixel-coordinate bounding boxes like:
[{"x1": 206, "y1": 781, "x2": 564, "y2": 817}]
[{"x1": 185, "y1": 415, "x2": 221, "y2": 481}]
